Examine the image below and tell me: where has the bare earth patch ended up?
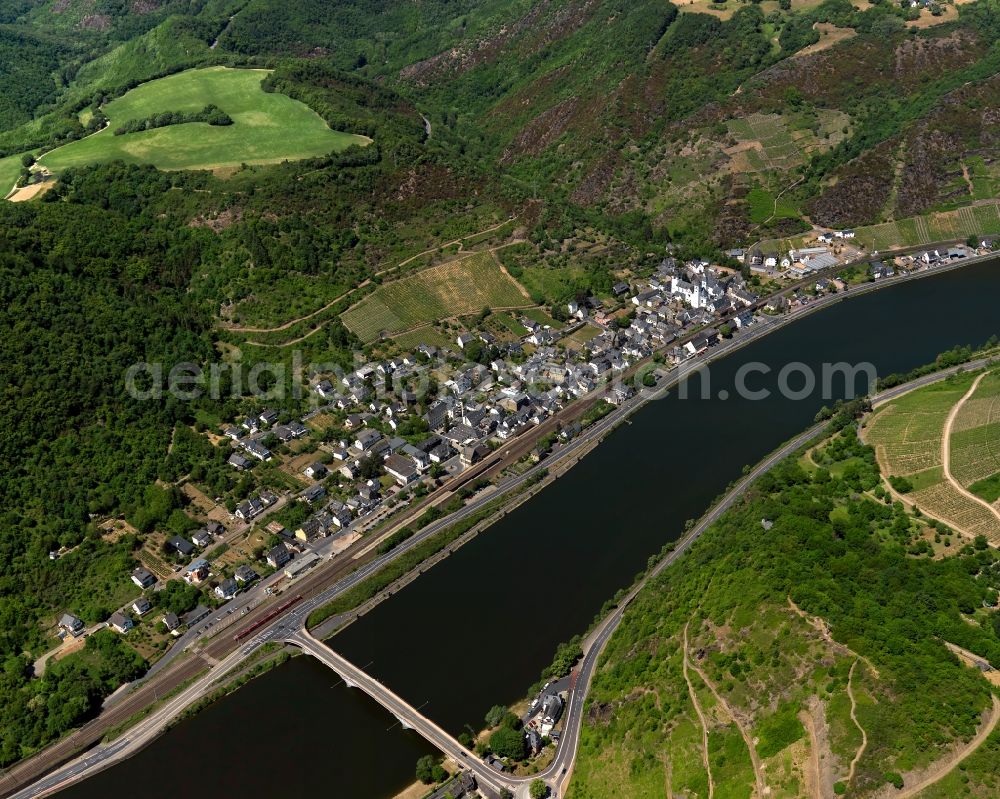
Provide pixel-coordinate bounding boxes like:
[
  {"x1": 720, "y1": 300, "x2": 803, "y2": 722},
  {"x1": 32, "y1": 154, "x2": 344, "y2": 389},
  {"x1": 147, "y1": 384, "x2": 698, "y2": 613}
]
[
  {"x1": 797, "y1": 23, "x2": 857, "y2": 58},
  {"x1": 800, "y1": 697, "x2": 834, "y2": 799},
  {"x1": 7, "y1": 180, "x2": 55, "y2": 202}
]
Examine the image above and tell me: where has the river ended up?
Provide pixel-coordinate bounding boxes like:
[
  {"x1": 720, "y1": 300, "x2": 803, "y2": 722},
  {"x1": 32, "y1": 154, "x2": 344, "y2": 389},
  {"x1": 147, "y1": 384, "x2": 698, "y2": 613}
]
[{"x1": 60, "y1": 258, "x2": 1000, "y2": 799}]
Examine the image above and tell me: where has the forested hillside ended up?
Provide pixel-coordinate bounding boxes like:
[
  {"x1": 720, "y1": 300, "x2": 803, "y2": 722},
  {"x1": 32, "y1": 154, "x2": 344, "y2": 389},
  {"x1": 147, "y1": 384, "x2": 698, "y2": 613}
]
[
  {"x1": 0, "y1": 166, "x2": 221, "y2": 761},
  {"x1": 2, "y1": 0, "x2": 1000, "y2": 776},
  {"x1": 7, "y1": 0, "x2": 1000, "y2": 242},
  {"x1": 569, "y1": 424, "x2": 1000, "y2": 798}
]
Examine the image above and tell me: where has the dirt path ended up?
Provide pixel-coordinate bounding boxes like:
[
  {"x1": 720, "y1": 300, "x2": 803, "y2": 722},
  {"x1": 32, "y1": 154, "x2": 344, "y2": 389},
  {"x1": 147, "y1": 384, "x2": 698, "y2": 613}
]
[
  {"x1": 682, "y1": 622, "x2": 715, "y2": 799},
  {"x1": 245, "y1": 319, "x2": 331, "y2": 348},
  {"x1": 788, "y1": 598, "x2": 881, "y2": 679},
  {"x1": 492, "y1": 248, "x2": 532, "y2": 300},
  {"x1": 796, "y1": 22, "x2": 857, "y2": 57},
  {"x1": 875, "y1": 694, "x2": 1000, "y2": 799},
  {"x1": 686, "y1": 631, "x2": 768, "y2": 799},
  {"x1": 223, "y1": 281, "x2": 369, "y2": 334},
  {"x1": 661, "y1": 755, "x2": 674, "y2": 799},
  {"x1": 943, "y1": 641, "x2": 1000, "y2": 687},
  {"x1": 942, "y1": 372, "x2": 1000, "y2": 528},
  {"x1": 845, "y1": 660, "x2": 869, "y2": 791},
  {"x1": 394, "y1": 216, "x2": 517, "y2": 271},
  {"x1": 961, "y1": 160, "x2": 975, "y2": 198},
  {"x1": 800, "y1": 703, "x2": 824, "y2": 799}
]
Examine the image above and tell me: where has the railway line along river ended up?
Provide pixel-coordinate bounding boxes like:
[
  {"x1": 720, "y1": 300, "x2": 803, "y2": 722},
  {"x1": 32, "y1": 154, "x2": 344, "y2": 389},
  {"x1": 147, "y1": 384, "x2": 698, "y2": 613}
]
[{"x1": 59, "y1": 257, "x2": 1000, "y2": 799}]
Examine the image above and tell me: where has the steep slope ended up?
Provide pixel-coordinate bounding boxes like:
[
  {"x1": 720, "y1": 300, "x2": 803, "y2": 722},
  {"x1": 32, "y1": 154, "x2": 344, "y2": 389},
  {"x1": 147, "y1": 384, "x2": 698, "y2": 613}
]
[{"x1": 569, "y1": 426, "x2": 1000, "y2": 798}]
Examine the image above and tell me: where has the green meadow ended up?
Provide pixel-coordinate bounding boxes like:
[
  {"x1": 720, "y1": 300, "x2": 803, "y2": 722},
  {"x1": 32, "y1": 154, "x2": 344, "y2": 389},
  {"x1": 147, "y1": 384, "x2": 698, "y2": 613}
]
[
  {"x1": 0, "y1": 154, "x2": 22, "y2": 196},
  {"x1": 40, "y1": 67, "x2": 369, "y2": 173}
]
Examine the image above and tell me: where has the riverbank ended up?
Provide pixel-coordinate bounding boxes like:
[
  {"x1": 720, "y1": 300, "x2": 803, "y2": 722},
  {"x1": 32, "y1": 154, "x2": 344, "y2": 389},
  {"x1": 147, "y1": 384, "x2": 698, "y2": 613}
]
[
  {"x1": 31, "y1": 255, "x2": 1000, "y2": 799},
  {"x1": 455, "y1": 352, "x2": 1000, "y2": 798},
  {"x1": 301, "y1": 252, "x2": 1000, "y2": 637}
]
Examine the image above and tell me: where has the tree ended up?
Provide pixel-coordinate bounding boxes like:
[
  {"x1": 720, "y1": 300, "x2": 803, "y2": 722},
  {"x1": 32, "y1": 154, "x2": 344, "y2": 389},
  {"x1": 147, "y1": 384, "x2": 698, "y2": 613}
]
[
  {"x1": 489, "y1": 726, "x2": 526, "y2": 760},
  {"x1": 530, "y1": 779, "x2": 549, "y2": 799},
  {"x1": 358, "y1": 455, "x2": 380, "y2": 481},
  {"x1": 415, "y1": 754, "x2": 436, "y2": 784},
  {"x1": 21, "y1": 153, "x2": 34, "y2": 168},
  {"x1": 485, "y1": 704, "x2": 508, "y2": 728}
]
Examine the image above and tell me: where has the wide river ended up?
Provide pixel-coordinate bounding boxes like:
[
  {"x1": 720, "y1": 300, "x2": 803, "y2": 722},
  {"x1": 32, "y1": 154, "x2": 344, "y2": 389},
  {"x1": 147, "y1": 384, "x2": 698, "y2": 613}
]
[{"x1": 62, "y1": 258, "x2": 1000, "y2": 799}]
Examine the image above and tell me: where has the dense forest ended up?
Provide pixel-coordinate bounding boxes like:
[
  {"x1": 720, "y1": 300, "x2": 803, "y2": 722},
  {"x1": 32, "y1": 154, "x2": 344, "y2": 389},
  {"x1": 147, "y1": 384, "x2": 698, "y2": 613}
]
[{"x1": 0, "y1": 165, "x2": 227, "y2": 761}]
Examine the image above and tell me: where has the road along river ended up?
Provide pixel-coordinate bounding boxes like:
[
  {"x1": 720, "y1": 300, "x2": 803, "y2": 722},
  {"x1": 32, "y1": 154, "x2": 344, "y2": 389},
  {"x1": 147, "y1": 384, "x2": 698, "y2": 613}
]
[{"x1": 58, "y1": 257, "x2": 1000, "y2": 799}]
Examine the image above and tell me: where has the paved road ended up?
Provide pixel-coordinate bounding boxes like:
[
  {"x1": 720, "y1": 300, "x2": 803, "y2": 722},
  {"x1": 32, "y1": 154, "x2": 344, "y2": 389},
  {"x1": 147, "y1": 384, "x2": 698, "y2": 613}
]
[
  {"x1": 7, "y1": 261, "x2": 996, "y2": 798},
  {"x1": 288, "y1": 354, "x2": 1000, "y2": 798},
  {"x1": 288, "y1": 631, "x2": 514, "y2": 795},
  {"x1": 280, "y1": 355, "x2": 1000, "y2": 798}
]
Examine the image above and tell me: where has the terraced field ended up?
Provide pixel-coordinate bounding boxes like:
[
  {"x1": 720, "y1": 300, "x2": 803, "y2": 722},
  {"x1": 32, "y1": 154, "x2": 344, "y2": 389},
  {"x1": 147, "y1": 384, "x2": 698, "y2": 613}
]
[
  {"x1": 760, "y1": 201, "x2": 1000, "y2": 255},
  {"x1": 853, "y1": 203, "x2": 1000, "y2": 251},
  {"x1": 866, "y1": 377, "x2": 970, "y2": 475},
  {"x1": 39, "y1": 67, "x2": 368, "y2": 174},
  {"x1": 950, "y1": 370, "x2": 1000, "y2": 500},
  {"x1": 865, "y1": 371, "x2": 1000, "y2": 540},
  {"x1": 726, "y1": 110, "x2": 850, "y2": 174},
  {"x1": 340, "y1": 251, "x2": 531, "y2": 342}
]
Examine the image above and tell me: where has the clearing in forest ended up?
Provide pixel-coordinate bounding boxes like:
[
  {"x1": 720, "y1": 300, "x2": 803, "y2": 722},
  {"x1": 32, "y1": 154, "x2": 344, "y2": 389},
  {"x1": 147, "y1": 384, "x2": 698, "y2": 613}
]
[
  {"x1": 340, "y1": 250, "x2": 533, "y2": 342},
  {"x1": 39, "y1": 67, "x2": 368, "y2": 174},
  {"x1": 726, "y1": 110, "x2": 850, "y2": 174}
]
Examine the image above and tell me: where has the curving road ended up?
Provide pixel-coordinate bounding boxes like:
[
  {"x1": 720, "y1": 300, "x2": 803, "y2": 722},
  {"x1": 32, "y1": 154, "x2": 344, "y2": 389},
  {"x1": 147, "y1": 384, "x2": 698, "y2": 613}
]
[
  {"x1": 7, "y1": 284, "x2": 996, "y2": 799},
  {"x1": 285, "y1": 355, "x2": 999, "y2": 798}
]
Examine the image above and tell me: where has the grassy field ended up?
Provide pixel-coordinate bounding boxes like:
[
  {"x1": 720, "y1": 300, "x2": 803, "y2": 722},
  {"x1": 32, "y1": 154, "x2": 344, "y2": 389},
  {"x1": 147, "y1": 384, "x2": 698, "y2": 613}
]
[
  {"x1": 521, "y1": 306, "x2": 563, "y2": 329},
  {"x1": 341, "y1": 251, "x2": 531, "y2": 342},
  {"x1": 491, "y1": 312, "x2": 528, "y2": 337},
  {"x1": 39, "y1": 67, "x2": 369, "y2": 174},
  {"x1": 865, "y1": 371, "x2": 1000, "y2": 539},
  {"x1": 0, "y1": 154, "x2": 22, "y2": 197},
  {"x1": 390, "y1": 326, "x2": 453, "y2": 350},
  {"x1": 515, "y1": 263, "x2": 589, "y2": 303},
  {"x1": 562, "y1": 323, "x2": 602, "y2": 349}
]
